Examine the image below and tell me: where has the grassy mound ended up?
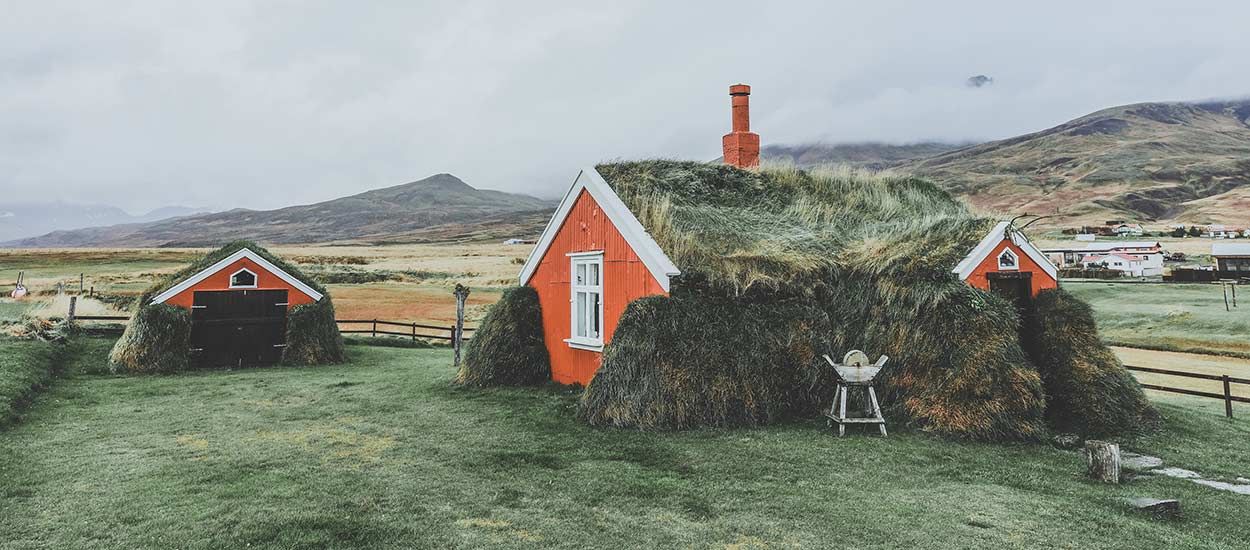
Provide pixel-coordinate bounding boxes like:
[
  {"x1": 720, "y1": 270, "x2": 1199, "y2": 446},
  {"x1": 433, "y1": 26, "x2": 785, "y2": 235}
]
[
  {"x1": 457, "y1": 286, "x2": 549, "y2": 387},
  {"x1": 583, "y1": 161, "x2": 1058, "y2": 439},
  {"x1": 283, "y1": 297, "x2": 345, "y2": 365},
  {"x1": 1023, "y1": 288, "x2": 1160, "y2": 438},
  {"x1": 110, "y1": 241, "x2": 342, "y2": 373},
  {"x1": 1, "y1": 337, "x2": 66, "y2": 427},
  {"x1": 108, "y1": 304, "x2": 191, "y2": 374},
  {"x1": 580, "y1": 290, "x2": 832, "y2": 429}
]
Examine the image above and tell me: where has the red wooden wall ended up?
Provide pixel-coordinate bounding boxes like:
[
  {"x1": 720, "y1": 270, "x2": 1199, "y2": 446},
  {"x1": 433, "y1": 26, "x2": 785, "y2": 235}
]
[
  {"x1": 965, "y1": 240, "x2": 1058, "y2": 297},
  {"x1": 162, "y1": 257, "x2": 319, "y2": 309},
  {"x1": 527, "y1": 189, "x2": 668, "y2": 385}
]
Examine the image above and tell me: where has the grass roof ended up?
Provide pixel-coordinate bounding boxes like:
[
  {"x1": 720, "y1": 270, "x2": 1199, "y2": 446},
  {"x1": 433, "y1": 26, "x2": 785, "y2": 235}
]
[{"x1": 595, "y1": 160, "x2": 993, "y2": 293}]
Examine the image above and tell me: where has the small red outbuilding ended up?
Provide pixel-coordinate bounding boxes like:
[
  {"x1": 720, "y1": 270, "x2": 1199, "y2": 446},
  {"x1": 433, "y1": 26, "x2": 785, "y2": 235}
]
[
  {"x1": 952, "y1": 221, "x2": 1058, "y2": 307},
  {"x1": 150, "y1": 247, "x2": 325, "y2": 366}
]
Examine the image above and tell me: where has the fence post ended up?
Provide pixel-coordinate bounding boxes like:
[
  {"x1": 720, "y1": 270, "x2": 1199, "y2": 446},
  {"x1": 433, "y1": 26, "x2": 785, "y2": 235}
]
[
  {"x1": 79, "y1": 273, "x2": 84, "y2": 295},
  {"x1": 453, "y1": 284, "x2": 470, "y2": 369},
  {"x1": 372, "y1": 319, "x2": 377, "y2": 338},
  {"x1": 1223, "y1": 283, "x2": 1231, "y2": 312},
  {"x1": 412, "y1": 322, "x2": 417, "y2": 343},
  {"x1": 1224, "y1": 375, "x2": 1234, "y2": 419},
  {"x1": 68, "y1": 296, "x2": 77, "y2": 321}
]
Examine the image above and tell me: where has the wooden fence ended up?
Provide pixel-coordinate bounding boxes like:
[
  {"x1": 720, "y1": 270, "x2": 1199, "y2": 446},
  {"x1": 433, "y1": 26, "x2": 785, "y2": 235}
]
[
  {"x1": 71, "y1": 315, "x2": 475, "y2": 343},
  {"x1": 335, "y1": 319, "x2": 475, "y2": 342},
  {"x1": 1125, "y1": 364, "x2": 1249, "y2": 418}
]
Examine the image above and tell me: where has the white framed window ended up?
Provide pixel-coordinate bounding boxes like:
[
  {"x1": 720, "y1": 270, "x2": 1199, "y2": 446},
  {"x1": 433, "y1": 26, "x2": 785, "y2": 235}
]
[
  {"x1": 565, "y1": 251, "x2": 604, "y2": 351},
  {"x1": 997, "y1": 248, "x2": 1019, "y2": 270},
  {"x1": 229, "y1": 268, "x2": 258, "y2": 288}
]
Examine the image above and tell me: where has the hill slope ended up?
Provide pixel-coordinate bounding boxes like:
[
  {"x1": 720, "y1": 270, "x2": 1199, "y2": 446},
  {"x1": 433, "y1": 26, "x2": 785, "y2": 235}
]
[
  {"x1": 7, "y1": 174, "x2": 554, "y2": 247},
  {"x1": 897, "y1": 100, "x2": 1250, "y2": 224}
]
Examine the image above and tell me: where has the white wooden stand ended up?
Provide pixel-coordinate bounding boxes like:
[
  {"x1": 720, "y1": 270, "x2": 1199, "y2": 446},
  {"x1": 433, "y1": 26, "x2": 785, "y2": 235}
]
[{"x1": 824, "y1": 351, "x2": 888, "y2": 437}]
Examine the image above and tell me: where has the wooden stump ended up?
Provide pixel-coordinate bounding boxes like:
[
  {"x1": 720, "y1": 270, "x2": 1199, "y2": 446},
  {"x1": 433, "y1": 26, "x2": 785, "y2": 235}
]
[{"x1": 1085, "y1": 440, "x2": 1121, "y2": 483}]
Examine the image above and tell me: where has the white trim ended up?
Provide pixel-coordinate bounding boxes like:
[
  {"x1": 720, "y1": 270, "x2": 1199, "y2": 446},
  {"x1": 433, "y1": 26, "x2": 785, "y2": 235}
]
[
  {"x1": 569, "y1": 252, "x2": 605, "y2": 350},
  {"x1": 517, "y1": 167, "x2": 680, "y2": 292},
  {"x1": 563, "y1": 339, "x2": 604, "y2": 352},
  {"x1": 229, "y1": 267, "x2": 259, "y2": 288},
  {"x1": 150, "y1": 248, "x2": 325, "y2": 304},
  {"x1": 566, "y1": 250, "x2": 605, "y2": 258},
  {"x1": 996, "y1": 248, "x2": 1019, "y2": 271},
  {"x1": 952, "y1": 221, "x2": 1059, "y2": 281}
]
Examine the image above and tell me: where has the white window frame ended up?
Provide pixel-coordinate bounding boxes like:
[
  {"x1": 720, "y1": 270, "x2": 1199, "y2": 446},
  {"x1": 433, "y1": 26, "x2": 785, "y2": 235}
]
[
  {"x1": 997, "y1": 248, "x2": 1019, "y2": 271},
  {"x1": 564, "y1": 251, "x2": 604, "y2": 351},
  {"x1": 229, "y1": 267, "x2": 259, "y2": 289}
]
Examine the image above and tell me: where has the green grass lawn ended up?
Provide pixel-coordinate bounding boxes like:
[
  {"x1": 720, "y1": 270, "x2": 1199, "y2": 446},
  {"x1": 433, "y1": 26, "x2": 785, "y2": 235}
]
[
  {"x1": 2, "y1": 339, "x2": 1248, "y2": 549},
  {"x1": 1066, "y1": 281, "x2": 1250, "y2": 357}
]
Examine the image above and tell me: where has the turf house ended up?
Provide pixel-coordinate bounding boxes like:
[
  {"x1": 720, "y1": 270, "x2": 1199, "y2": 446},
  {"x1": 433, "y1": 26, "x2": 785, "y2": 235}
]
[
  {"x1": 461, "y1": 85, "x2": 1157, "y2": 441},
  {"x1": 110, "y1": 241, "x2": 344, "y2": 373}
]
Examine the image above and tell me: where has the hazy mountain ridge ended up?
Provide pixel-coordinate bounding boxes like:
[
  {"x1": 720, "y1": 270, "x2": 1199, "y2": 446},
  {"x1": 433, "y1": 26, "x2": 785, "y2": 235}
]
[
  {"x1": 0, "y1": 203, "x2": 206, "y2": 242},
  {"x1": 6, "y1": 174, "x2": 555, "y2": 247},
  {"x1": 766, "y1": 99, "x2": 1250, "y2": 225}
]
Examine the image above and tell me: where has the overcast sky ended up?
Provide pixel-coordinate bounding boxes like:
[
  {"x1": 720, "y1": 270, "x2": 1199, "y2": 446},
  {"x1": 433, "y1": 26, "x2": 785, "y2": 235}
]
[{"x1": 3, "y1": 1, "x2": 1249, "y2": 213}]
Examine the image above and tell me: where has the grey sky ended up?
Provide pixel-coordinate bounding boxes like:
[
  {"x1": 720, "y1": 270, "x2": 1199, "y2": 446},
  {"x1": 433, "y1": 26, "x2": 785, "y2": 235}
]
[{"x1": 3, "y1": 1, "x2": 1249, "y2": 212}]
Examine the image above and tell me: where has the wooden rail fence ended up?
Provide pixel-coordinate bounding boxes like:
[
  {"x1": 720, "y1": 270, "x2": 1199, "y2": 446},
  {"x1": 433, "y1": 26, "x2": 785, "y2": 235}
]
[
  {"x1": 1125, "y1": 364, "x2": 1249, "y2": 418},
  {"x1": 70, "y1": 315, "x2": 475, "y2": 344},
  {"x1": 335, "y1": 319, "x2": 474, "y2": 343}
]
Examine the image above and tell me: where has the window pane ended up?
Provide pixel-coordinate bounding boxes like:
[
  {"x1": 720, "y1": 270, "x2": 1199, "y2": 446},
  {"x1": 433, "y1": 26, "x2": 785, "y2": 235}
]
[
  {"x1": 576, "y1": 264, "x2": 586, "y2": 285},
  {"x1": 591, "y1": 291, "x2": 600, "y2": 338},
  {"x1": 589, "y1": 262, "x2": 599, "y2": 286},
  {"x1": 575, "y1": 292, "x2": 587, "y2": 337}
]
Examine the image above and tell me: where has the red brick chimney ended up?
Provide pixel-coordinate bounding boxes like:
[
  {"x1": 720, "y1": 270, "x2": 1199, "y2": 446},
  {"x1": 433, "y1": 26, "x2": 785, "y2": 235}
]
[{"x1": 722, "y1": 84, "x2": 760, "y2": 168}]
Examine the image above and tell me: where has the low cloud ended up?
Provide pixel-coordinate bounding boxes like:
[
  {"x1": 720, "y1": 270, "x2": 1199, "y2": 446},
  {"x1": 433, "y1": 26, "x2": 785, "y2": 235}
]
[{"x1": 3, "y1": 1, "x2": 1249, "y2": 210}]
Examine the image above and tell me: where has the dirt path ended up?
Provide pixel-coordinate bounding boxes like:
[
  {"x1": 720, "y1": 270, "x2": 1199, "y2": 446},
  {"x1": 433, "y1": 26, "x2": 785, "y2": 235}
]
[{"x1": 1113, "y1": 346, "x2": 1250, "y2": 400}]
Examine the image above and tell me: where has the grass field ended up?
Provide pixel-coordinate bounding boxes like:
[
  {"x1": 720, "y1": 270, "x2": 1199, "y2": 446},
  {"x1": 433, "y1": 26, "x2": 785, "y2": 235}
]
[
  {"x1": 1, "y1": 337, "x2": 1248, "y2": 549},
  {"x1": 1, "y1": 243, "x2": 524, "y2": 327},
  {"x1": 1066, "y1": 282, "x2": 1250, "y2": 357}
]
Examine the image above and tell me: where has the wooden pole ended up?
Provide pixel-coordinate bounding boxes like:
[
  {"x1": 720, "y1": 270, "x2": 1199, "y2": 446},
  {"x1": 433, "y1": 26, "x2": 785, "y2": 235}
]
[
  {"x1": 453, "y1": 284, "x2": 470, "y2": 369},
  {"x1": 79, "y1": 273, "x2": 84, "y2": 295},
  {"x1": 1233, "y1": 283, "x2": 1238, "y2": 308},
  {"x1": 67, "y1": 296, "x2": 77, "y2": 321},
  {"x1": 1223, "y1": 283, "x2": 1230, "y2": 312},
  {"x1": 372, "y1": 319, "x2": 377, "y2": 338},
  {"x1": 1224, "y1": 375, "x2": 1234, "y2": 419},
  {"x1": 411, "y1": 322, "x2": 417, "y2": 343},
  {"x1": 1084, "y1": 440, "x2": 1121, "y2": 483}
]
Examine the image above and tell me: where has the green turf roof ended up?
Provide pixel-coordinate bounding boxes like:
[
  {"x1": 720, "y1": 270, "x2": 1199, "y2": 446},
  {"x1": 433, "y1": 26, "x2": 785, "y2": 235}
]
[{"x1": 594, "y1": 160, "x2": 995, "y2": 292}]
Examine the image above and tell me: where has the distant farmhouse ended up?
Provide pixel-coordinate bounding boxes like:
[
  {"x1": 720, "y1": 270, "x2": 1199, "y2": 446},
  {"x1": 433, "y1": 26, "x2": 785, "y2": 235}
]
[
  {"x1": 1212, "y1": 243, "x2": 1250, "y2": 274},
  {"x1": 1043, "y1": 241, "x2": 1164, "y2": 277},
  {"x1": 1203, "y1": 224, "x2": 1249, "y2": 239}
]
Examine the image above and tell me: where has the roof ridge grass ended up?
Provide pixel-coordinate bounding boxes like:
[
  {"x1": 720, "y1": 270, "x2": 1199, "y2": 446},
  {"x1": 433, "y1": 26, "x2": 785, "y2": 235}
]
[{"x1": 595, "y1": 160, "x2": 991, "y2": 292}]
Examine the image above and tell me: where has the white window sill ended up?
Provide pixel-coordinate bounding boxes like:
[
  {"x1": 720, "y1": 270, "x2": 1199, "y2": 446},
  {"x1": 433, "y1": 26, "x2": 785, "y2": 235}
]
[{"x1": 564, "y1": 338, "x2": 604, "y2": 352}]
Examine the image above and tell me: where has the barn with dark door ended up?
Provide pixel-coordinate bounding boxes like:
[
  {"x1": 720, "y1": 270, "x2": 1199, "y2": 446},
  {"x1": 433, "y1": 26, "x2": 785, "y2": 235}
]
[{"x1": 110, "y1": 242, "x2": 344, "y2": 373}]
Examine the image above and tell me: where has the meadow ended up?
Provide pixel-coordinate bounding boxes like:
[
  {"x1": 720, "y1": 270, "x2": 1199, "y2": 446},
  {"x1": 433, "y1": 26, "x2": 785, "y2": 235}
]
[
  {"x1": 1065, "y1": 281, "x2": 1250, "y2": 358},
  {"x1": 0, "y1": 243, "x2": 527, "y2": 327},
  {"x1": 1, "y1": 336, "x2": 1247, "y2": 549}
]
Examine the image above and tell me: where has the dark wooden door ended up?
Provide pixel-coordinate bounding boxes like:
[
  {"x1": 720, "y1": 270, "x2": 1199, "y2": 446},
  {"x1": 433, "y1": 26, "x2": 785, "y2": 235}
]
[
  {"x1": 190, "y1": 289, "x2": 288, "y2": 367},
  {"x1": 988, "y1": 272, "x2": 1032, "y2": 313}
]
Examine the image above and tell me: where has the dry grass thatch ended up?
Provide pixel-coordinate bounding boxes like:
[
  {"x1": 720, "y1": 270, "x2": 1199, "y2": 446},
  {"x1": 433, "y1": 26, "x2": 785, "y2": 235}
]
[
  {"x1": 457, "y1": 286, "x2": 549, "y2": 387},
  {"x1": 110, "y1": 241, "x2": 343, "y2": 373},
  {"x1": 580, "y1": 293, "x2": 833, "y2": 429},
  {"x1": 1023, "y1": 288, "x2": 1159, "y2": 438}
]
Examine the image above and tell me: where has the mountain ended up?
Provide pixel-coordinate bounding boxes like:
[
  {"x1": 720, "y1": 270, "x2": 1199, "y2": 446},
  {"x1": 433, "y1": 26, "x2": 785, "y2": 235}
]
[
  {"x1": 0, "y1": 203, "x2": 206, "y2": 242},
  {"x1": 762, "y1": 142, "x2": 965, "y2": 170},
  {"x1": 767, "y1": 100, "x2": 1250, "y2": 226},
  {"x1": 897, "y1": 100, "x2": 1250, "y2": 224},
  {"x1": 6, "y1": 174, "x2": 555, "y2": 247}
]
